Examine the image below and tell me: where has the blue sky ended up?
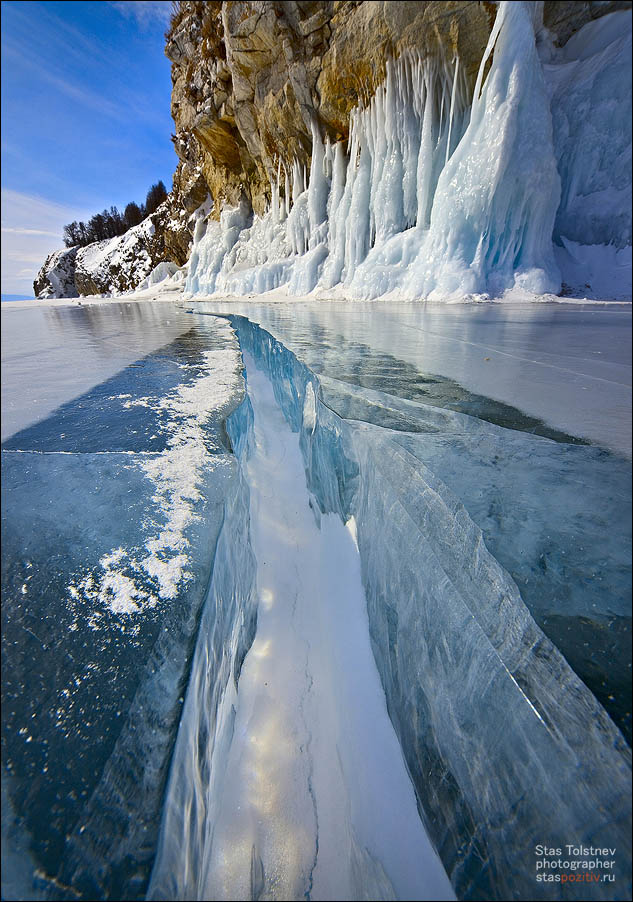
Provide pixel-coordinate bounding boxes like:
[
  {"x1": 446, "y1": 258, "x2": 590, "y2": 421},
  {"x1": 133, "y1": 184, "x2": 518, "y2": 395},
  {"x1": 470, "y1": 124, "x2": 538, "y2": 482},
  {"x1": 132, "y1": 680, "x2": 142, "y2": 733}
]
[{"x1": 1, "y1": 0, "x2": 177, "y2": 295}]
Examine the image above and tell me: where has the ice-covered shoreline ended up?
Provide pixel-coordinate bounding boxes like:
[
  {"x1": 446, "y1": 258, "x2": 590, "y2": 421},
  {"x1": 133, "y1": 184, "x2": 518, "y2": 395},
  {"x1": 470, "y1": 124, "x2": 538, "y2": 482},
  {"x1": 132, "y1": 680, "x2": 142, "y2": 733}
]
[
  {"x1": 29, "y1": 6, "x2": 632, "y2": 309},
  {"x1": 4, "y1": 285, "x2": 632, "y2": 311}
]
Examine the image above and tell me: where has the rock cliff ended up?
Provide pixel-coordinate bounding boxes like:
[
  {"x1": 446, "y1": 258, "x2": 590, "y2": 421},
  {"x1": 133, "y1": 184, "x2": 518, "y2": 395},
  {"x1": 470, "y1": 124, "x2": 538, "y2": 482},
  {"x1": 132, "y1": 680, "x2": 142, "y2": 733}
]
[
  {"x1": 166, "y1": 0, "x2": 628, "y2": 217},
  {"x1": 34, "y1": 246, "x2": 79, "y2": 299}
]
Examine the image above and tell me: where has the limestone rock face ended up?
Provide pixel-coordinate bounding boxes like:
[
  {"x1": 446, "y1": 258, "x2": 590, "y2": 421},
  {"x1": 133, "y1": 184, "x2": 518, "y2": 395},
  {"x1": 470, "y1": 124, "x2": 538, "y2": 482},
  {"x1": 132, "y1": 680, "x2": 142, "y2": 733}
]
[{"x1": 167, "y1": 0, "x2": 630, "y2": 217}]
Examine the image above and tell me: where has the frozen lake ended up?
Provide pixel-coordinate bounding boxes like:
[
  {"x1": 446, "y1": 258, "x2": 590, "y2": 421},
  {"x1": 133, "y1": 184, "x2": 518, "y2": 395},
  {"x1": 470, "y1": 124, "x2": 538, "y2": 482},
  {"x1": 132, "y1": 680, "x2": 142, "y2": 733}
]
[
  {"x1": 194, "y1": 299, "x2": 632, "y2": 458},
  {"x1": 1, "y1": 298, "x2": 631, "y2": 901},
  {"x1": 1, "y1": 301, "x2": 199, "y2": 442}
]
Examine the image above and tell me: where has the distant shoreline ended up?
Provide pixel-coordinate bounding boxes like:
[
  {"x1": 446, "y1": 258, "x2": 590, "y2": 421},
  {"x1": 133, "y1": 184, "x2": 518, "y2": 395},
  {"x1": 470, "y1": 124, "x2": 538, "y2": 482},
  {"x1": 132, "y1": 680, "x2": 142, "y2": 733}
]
[{"x1": 2, "y1": 291, "x2": 631, "y2": 312}]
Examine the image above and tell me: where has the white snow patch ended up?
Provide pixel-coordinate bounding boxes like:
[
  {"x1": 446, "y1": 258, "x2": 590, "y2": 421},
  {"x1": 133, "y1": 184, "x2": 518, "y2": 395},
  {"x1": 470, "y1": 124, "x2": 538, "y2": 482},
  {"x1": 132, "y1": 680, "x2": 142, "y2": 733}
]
[
  {"x1": 139, "y1": 553, "x2": 190, "y2": 601},
  {"x1": 97, "y1": 571, "x2": 148, "y2": 616},
  {"x1": 99, "y1": 547, "x2": 127, "y2": 569},
  {"x1": 65, "y1": 317, "x2": 243, "y2": 618}
]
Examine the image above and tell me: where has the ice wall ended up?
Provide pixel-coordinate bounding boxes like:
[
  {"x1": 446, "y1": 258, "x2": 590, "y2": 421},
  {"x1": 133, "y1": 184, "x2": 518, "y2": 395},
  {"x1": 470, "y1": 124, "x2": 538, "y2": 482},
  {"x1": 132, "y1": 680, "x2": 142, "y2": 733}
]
[
  {"x1": 545, "y1": 10, "x2": 633, "y2": 298},
  {"x1": 147, "y1": 399, "x2": 258, "y2": 901},
  {"x1": 184, "y1": 2, "x2": 631, "y2": 302},
  {"x1": 402, "y1": 1, "x2": 561, "y2": 298},
  {"x1": 229, "y1": 315, "x2": 631, "y2": 901},
  {"x1": 546, "y1": 10, "x2": 632, "y2": 251}
]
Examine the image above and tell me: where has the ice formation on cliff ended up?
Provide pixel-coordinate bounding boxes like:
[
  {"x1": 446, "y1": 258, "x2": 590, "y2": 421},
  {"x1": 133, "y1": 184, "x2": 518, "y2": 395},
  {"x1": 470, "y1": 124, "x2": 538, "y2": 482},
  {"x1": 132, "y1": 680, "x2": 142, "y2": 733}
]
[{"x1": 186, "y1": 2, "x2": 632, "y2": 301}]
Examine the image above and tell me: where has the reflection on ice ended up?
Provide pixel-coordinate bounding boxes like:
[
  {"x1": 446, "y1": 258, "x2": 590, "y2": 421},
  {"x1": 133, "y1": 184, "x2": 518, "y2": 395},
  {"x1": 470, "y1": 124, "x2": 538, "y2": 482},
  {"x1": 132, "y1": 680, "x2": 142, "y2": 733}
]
[
  {"x1": 0, "y1": 302, "x2": 202, "y2": 442},
  {"x1": 194, "y1": 299, "x2": 632, "y2": 458}
]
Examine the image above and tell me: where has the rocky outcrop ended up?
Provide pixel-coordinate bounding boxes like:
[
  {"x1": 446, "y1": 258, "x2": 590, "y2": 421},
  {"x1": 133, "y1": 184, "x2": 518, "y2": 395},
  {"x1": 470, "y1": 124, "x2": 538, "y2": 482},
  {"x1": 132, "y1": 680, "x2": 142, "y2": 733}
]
[
  {"x1": 166, "y1": 0, "x2": 630, "y2": 217},
  {"x1": 33, "y1": 188, "x2": 202, "y2": 298},
  {"x1": 71, "y1": 199, "x2": 189, "y2": 296},
  {"x1": 166, "y1": 1, "x2": 493, "y2": 216},
  {"x1": 34, "y1": 246, "x2": 79, "y2": 299}
]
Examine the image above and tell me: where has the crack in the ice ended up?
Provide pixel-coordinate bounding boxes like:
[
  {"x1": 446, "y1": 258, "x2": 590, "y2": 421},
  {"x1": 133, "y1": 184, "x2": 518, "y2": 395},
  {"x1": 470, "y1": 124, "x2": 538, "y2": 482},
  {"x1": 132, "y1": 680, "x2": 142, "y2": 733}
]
[
  {"x1": 250, "y1": 843, "x2": 265, "y2": 901},
  {"x1": 298, "y1": 635, "x2": 319, "y2": 901},
  {"x1": 290, "y1": 570, "x2": 300, "y2": 620}
]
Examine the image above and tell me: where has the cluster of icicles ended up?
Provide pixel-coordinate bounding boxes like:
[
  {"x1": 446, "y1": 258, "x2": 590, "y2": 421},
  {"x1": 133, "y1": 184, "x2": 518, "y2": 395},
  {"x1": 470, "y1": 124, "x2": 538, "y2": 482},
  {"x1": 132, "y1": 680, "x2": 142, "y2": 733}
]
[{"x1": 187, "y1": 1, "x2": 562, "y2": 301}]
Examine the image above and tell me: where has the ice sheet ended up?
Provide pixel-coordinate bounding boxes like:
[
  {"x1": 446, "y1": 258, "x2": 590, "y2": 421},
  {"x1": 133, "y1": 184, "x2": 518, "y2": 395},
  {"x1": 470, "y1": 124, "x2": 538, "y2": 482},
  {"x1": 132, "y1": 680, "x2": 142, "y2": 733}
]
[
  {"x1": 193, "y1": 300, "x2": 632, "y2": 459},
  {"x1": 149, "y1": 354, "x2": 454, "y2": 902},
  {"x1": 227, "y1": 315, "x2": 631, "y2": 900},
  {"x1": 2, "y1": 298, "x2": 630, "y2": 901},
  {"x1": 0, "y1": 302, "x2": 201, "y2": 441},
  {"x1": 1, "y1": 311, "x2": 246, "y2": 900}
]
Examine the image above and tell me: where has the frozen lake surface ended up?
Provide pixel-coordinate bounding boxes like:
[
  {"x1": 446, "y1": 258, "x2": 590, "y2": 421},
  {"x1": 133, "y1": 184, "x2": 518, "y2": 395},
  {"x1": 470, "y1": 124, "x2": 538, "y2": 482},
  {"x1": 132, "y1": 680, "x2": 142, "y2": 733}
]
[
  {"x1": 1, "y1": 302, "x2": 199, "y2": 442},
  {"x1": 1, "y1": 298, "x2": 631, "y2": 901},
  {"x1": 194, "y1": 300, "x2": 632, "y2": 458},
  {"x1": 148, "y1": 353, "x2": 454, "y2": 902}
]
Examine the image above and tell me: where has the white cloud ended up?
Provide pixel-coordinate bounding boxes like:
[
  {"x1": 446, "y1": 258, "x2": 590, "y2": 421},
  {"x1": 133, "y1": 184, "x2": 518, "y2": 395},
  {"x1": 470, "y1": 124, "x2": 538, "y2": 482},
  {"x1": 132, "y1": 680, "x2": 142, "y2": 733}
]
[
  {"x1": 0, "y1": 189, "x2": 91, "y2": 296},
  {"x1": 110, "y1": 1, "x2": 172, "y2": 29},
  {"x1": 1, "y1": 227, "x2": 60, "y2": 237}
]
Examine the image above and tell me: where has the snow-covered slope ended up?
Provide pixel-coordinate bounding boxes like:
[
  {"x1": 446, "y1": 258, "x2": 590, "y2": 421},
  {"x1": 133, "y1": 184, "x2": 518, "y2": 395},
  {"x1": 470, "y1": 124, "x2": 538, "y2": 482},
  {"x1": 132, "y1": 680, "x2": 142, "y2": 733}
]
[
  {"x1": 71, "y1": 218, "x2": 156, "y2": 296},
  {"x1": 33, "y1": 197, "x2": 194, "y2": 299}
]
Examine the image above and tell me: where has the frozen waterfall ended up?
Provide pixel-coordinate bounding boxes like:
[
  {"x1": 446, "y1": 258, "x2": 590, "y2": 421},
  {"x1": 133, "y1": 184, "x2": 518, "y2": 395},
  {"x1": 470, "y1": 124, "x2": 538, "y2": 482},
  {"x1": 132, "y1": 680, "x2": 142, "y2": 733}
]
[{"x1": 184, "y1": 2, "x2": 631, "y2": 302}]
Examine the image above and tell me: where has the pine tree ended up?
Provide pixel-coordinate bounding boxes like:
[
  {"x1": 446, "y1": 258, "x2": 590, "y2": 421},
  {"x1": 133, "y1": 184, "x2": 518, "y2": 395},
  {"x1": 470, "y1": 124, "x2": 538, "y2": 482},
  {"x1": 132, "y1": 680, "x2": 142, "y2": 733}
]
[{"x1": 62, "y1": 179, "x2": 169, "y2": 247}]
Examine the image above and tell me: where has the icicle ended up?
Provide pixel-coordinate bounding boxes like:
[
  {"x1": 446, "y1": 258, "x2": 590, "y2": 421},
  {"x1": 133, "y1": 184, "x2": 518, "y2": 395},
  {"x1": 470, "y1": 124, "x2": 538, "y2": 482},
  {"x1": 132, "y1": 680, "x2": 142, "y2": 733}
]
[
  {"x1": 405, "y1": 0, "x2": 561, "y2": 299},
  {"x1": 270, "y1": 165, "x2": 279, "y2": 225},
  {"x1": 292, "y1": 159, "x2": 302, "y2": 205},
  {"x1": 284, "y1": 167, "x2": 291, "y2": 215},
  {"x1": 416, "y1": 64, "x2": 436, "y2": 229},
  {"x1": 473, "y1": 4, "x2": 505, "y2": 106},
  {"x1": 276, "y1": 157, "x2": 287, "y2": 221},
  {"x1": 445, "y1": 56, "x2": 460, "y2": 165},
  {"x1": 401, "y1": 53, "x2": 421, "y2": 227},
  {"x1": 307, "y1": 118, "x2": 329, "y2": 246},
  {"x1": 437, "y1": 73, "x2": 446, "y2": 143}
]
